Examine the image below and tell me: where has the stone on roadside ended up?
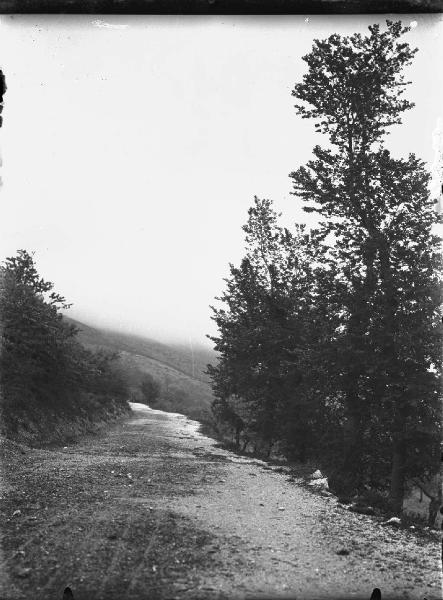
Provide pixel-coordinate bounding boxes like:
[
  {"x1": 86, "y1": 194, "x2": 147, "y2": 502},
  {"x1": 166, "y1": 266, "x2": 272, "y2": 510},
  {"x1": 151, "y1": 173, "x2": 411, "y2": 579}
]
[
  {"x1": 311, "y1": 469, "x2": 323, "y2": 479},
  {"x1": 382, "y1": 516, "x2": 401, "y2": 527},
  {"x1": 308, "y1": 477, "x2": 329, "y2": 490}
]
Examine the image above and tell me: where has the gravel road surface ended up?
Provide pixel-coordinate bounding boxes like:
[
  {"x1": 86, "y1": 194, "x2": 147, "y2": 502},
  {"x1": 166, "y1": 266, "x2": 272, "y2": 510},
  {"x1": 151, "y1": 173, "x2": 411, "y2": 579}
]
[{"x1": 0, "y1": 403, "x2": 441, "y2": 600}]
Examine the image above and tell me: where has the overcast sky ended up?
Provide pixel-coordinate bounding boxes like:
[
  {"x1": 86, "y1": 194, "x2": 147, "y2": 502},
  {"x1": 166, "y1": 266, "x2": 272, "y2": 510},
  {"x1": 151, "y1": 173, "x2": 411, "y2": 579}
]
[{"x1": 0, "y1": 15, "x2": 441, "y2": 347}]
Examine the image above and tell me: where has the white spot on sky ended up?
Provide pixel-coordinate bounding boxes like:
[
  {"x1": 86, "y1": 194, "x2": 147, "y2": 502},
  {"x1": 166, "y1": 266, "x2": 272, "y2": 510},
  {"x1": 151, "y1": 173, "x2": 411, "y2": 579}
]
[{"x1": 92, "y1": 20, "x2": 129, "y2": 30}]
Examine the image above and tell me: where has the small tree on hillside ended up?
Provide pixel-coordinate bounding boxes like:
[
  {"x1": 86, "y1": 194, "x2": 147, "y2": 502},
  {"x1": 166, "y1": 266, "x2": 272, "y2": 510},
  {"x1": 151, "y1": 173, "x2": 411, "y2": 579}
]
[{"x1": 140, "y1": 373, "x2": 161, "y2": 406}]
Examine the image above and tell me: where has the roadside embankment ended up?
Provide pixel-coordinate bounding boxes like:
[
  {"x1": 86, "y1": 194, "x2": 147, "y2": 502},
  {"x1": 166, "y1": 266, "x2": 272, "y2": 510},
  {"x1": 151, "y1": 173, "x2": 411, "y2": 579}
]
[{"x1": 1, "y1": 396, "x2": 131, "y2": 448}]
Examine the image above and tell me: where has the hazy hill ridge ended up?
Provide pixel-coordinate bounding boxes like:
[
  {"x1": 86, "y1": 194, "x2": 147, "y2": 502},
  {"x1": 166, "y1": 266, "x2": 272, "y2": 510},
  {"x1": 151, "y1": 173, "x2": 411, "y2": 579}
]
[
  {"x1": 64, "y1": 317, "x2": 215, "y2": 384},
  {"x1": 64, "y1": 317, "x2": 217, "y2": 421}
]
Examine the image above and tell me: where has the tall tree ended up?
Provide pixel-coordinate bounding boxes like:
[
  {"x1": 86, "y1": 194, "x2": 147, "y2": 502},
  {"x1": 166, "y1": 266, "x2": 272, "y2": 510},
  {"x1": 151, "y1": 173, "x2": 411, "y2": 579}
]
[
  {"x1": 208, "y1": 198, "x2": 329, "y2": 457},
  {"x1": 290, "y1": 21, "x2": 442, "y2": 510}
]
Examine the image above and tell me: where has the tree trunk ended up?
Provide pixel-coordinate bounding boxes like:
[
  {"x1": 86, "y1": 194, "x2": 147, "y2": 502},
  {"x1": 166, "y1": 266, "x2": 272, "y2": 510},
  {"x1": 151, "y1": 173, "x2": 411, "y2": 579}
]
[
  {"x1": 390, "y1": 439, "x2": 406, "y2": 514},
  {"x1": 429, "y1": 455, "x2": 443, "y2": 528},
  {"x1": 342, "y1": 406, "x2": 364, "y2": 491},
  {"x1": 428, "y1": 496, "x2": 439, "y2": 528},
  {"x1": 235, "y1": 426, "x2": 241, "y2": 448},
  {"x1": 299, "y1": 440, "x2": 306, "y2": 463}
]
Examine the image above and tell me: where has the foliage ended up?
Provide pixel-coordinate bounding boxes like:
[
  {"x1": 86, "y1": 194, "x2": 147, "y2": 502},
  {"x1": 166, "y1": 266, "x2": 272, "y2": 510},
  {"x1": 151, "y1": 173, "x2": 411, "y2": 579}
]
[
  {"x1": 208, "y1": 21, "x2": 442, "y2": 516},
  {"x1": 290, "y1": 19, "x2": 441, "y2": 510},
  {"x1": 140, "y1": 373, "x2": 161, "y2": 406},
  {"x1": 209, "y1": 198, "x2": 332, "y2": 457},
  {"x1": 0, "y1": 250, "x2": 129, "y2": 438}
]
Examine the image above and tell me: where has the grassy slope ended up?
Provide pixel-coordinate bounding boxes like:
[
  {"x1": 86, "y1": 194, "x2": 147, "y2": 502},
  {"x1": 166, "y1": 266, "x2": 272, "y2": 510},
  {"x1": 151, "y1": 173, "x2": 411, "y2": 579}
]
[
  {"x1": 65, "y1": 317, "x2": 214, "y2": 383},
  {"x1": 64, "y1": 317, "x2": 217, "y2": 421}
]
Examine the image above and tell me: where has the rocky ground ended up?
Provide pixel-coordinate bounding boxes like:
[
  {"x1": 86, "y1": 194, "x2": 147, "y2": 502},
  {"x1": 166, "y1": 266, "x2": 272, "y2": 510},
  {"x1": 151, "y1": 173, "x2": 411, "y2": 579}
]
[{"x1": 0, "y1": 403, "x2": 441, "y2": 600}]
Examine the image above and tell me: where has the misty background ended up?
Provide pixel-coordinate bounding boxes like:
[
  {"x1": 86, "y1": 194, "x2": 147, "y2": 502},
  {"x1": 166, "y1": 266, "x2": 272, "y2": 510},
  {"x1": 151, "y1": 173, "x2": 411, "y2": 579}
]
[{"x1": 0, "y1": 14, "x2": 441, "y2": 347}]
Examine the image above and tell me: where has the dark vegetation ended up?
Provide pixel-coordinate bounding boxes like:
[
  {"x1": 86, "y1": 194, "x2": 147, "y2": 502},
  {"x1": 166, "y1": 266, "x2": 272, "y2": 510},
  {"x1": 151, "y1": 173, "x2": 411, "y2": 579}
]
[
  {"x1": 140, "y1": 373, "x2": 161, "y2": 406},
  {"x1": 207, "y1": 22, "x2": 442, "y2": 522},
  {"x1": 0, "y1": 251, "x2": 131, "y2": 445}
]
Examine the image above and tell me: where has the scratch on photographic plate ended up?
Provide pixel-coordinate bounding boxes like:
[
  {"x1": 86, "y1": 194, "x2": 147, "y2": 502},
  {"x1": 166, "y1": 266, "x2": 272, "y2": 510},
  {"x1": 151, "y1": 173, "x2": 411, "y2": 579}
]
[
  {"x1": 92, "y1": 20, "x2": 130, "y2": 30},
  {"x1": 431, "y1": 117, "x2": 443, "y2": 215}
]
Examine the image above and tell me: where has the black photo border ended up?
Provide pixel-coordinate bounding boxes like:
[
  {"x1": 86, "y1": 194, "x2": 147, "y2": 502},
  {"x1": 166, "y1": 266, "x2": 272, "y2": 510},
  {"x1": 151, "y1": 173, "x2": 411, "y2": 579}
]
[{"x1": 0, "y1": 0, "x2": 441, "y2": 15}]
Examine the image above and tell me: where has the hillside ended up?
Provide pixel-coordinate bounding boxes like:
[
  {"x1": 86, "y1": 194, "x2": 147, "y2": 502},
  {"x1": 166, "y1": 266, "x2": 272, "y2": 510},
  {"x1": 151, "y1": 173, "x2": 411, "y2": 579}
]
[
  {"x1": 64, "y1": 317, "x2": 215, "y2": 383},
  {"x1": 64, "y1": 317, "x2": 217, "y2": 422}
]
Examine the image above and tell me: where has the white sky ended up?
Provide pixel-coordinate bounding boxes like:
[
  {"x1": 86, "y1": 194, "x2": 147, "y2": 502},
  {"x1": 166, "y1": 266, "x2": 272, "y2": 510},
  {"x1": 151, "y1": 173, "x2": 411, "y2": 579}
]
[{"x1": 0, "y1": 15, "x2": 441, "y2": 346}]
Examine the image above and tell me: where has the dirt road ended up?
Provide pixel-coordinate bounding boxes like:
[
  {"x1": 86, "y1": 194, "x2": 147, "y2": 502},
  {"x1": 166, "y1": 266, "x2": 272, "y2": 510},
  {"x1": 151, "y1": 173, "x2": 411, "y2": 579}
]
[{"x1": 1, "y1": 403, "x2": 441, "y2": 600}]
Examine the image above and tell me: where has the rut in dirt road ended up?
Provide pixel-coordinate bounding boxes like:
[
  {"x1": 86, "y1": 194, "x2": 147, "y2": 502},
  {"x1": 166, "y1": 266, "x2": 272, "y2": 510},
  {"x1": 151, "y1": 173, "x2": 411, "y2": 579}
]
[{"x1": 0, "y1": 403, "x2": 441, "y2": 600}]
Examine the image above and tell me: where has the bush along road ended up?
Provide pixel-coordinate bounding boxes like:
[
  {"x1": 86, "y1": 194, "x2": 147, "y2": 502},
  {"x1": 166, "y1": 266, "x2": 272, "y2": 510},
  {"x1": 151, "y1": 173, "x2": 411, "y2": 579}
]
[{"x1": 0, "y1": 403, "x2": 441, "y2": 600}]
